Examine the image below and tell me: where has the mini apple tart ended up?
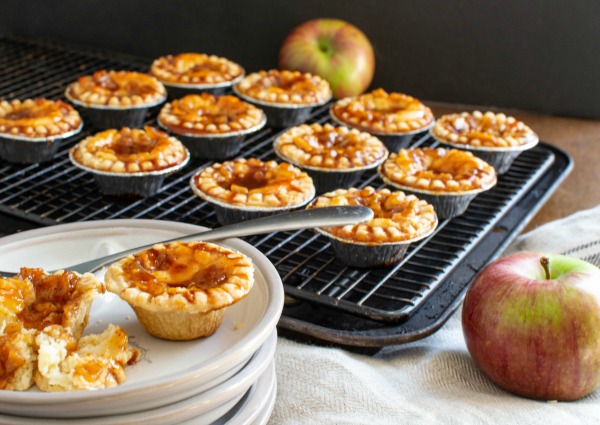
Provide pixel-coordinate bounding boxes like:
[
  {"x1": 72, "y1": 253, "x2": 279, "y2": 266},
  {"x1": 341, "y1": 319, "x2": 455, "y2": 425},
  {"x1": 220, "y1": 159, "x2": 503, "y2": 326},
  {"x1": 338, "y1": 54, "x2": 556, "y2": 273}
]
[
  {"x1": 274, "y1": 123, "x2": 388, "y2": 193},
  {"x1": 1, "y1": 268, "x2": 105, "y2": 340},
  {"x1": 378, "y1": 147, "x2": 497, "y2": 218},
  {"x1": 307, "y1": 187, "x2": 438, "y2": 267},
  {"x1": 431, "y1": 110, "x2": 539, "y2": 174},
  {"x1": 150, "y1": 53, "x2": 245, "y2": 98},
  {"x1": 233, "y1": 69, "x2": 332, "y2": 127},
  {"x1": 104, "y1": 241, "x2": 254, "y2": 341},
  {"x1": 35, "y1": 324, "x2": 138, "y2": 392},
  {"x1": 157, "y1": 93, "x2": 266, "y2": 159},
  {"x1": 69, "y1": 126, "x2": 189, "y2": 197},
  {"x1": 65, "y1": 70, "x2": 167, "y2": 128},
  {"x1": 191, "y1": 157, "x2": 315, "y2": 225},
  {"x1": 0, "y1": 98, "x2": 83, "y2": 163},
  {"x1": 330, "y1": 88, "x2": 435, "y2": 151}
]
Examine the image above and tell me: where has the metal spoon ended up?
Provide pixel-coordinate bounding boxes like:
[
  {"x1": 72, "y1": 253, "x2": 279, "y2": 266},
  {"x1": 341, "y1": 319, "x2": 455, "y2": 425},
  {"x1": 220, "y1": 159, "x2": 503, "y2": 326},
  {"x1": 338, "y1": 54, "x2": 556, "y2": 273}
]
[{"x1": 0, "y1": 206, "x2": 373, "y2": 277}]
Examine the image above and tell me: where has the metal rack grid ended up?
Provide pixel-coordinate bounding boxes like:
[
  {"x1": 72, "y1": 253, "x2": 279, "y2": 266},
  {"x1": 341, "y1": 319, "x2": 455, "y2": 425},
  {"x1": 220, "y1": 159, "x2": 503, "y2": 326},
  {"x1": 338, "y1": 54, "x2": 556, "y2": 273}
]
[{"x1": 0, "y1": 36, "x2": 565, "y2": 336}]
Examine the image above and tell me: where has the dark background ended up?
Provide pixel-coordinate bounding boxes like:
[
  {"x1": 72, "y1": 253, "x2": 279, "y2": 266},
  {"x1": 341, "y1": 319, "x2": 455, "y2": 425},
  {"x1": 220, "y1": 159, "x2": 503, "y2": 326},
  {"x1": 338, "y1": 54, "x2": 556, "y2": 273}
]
[{"x1": 0, "y1": 0, "x2": 598, "y2": 118}]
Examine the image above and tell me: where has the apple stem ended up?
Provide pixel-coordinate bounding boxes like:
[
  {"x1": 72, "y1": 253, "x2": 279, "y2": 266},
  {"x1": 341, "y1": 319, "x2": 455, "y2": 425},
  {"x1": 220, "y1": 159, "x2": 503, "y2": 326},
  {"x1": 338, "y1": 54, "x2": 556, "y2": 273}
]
[{"x1": 540, "y1": 256, "x2": 551, "y2": 280}]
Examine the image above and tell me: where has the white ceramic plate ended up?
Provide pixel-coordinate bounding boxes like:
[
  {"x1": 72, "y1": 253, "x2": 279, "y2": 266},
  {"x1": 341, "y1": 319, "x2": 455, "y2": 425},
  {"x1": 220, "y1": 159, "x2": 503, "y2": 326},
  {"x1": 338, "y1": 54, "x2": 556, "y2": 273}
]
[
  {"x1": 0, "y1": 331, "x2": 277, "y2": 425},
  {"x1": 211, "y1": 357, "x2": 277, "y2": 425},
  {"x1": 0, "y1": 220, "x2": 284, "y2": 418}
]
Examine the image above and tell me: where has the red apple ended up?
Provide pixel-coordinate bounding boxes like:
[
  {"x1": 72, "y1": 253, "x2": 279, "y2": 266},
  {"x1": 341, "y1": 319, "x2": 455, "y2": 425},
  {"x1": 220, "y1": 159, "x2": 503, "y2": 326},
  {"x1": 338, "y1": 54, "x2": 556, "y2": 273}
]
[
  {"x1": 278, "y1": 19, "x2": 375, "y2": 99},
  {"x1": 462, "y1": 251, "x2": 600, "y2": 401}
]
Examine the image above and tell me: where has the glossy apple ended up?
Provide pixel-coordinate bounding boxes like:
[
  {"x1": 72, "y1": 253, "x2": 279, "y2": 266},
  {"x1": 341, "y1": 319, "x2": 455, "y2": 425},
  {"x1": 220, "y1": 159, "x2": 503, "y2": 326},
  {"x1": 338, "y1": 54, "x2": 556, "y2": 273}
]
[
  {"x1": 462, "y1": 251, "x2": 600, "y2": 401},
  {"x1": 278, "y1": 18, "x2": 375, "y2": 99}
]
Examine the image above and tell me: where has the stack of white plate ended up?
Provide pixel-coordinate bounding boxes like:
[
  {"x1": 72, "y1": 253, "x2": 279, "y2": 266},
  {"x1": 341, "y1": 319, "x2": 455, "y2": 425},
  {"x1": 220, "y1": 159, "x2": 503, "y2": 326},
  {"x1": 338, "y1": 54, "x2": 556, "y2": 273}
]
[{"x1": 0, "y1": 219, "x2": 284, "y2": 425}]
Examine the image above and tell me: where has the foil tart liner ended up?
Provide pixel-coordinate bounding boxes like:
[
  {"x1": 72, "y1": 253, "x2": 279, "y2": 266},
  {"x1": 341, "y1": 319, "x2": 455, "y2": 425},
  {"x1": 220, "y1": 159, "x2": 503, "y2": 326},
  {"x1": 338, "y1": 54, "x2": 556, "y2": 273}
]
[
  {"x1": 157, "y1": 112, "x2": 266, "y2": 160},
  {"x1": 378, "y1": 167, "x2": 496, "y2": 219},
  {"x1": 233, "y1": 85, "x2": 332, "y2": 128},
  {"x1": 313, "y1": 217, "x2": 437, "y2": 268},
  {"x1": 273, "y1": 138, "x2": 388, "y2": 194},
  {"x1": 161, "y1": 72, "x2": 245, "y2": 99},
  {"x1": 330, "y1": 109, "x2": 434, "y2": 152},
  {"x1": 65, "y1": 87, "x2": 166, "y2": 129},
  {"x1": 190, "y1": 172, "x2": 316, "y2": 226},
  {"x1": 69, "y1": 147, "x2": 190, "y2": 197},
  {"x1": 430, "y1": 130, "x2": 539, "y2": 175},
  {"x1": 0, "y1": 124, "x2": 83, "y2": 164}
]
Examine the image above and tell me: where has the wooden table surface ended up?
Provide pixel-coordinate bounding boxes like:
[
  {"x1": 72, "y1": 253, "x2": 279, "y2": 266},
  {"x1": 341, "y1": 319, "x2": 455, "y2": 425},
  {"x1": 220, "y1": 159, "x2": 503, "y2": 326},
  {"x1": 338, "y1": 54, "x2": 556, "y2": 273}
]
[{"x1": 429, "y1": 102, "x2": 599, "y2": 232}]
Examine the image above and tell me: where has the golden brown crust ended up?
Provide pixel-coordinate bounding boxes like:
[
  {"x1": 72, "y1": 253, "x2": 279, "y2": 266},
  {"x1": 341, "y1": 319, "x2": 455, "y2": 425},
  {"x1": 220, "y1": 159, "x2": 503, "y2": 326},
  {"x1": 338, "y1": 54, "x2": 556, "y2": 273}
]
[
  {"x1": 330, "y1": 88, "x2": 434, "y2": 134},
  {"x1": 150, "y1": 53, "x2": 244, "y2": 85},
  {"x1": 307, "y1": 187, "x2": 437, "y2": 244},
  {"x1": 0, "y1": 268, "x2": 105, "y2": 340},
  {"x1": 35, "y1": 324, "x2": 138, "y2": 392},
  {"x1": 191, "y1": 157, "x2": 315, "y2": 208},
  {"x1": 274, "y1": 123, "x2": 388, "y2": 170},
  {"x1": 66, "y1": 70, "x2": 166, "y2": 107},
  {"x1": 158, "y1": 93, "x2": 265, "y2": 135},
  {"x1": 0, "y1": 99, "x2": 82, "y2": 139},
  {"x1": 0, "y1": 324, "x2": 37, "y2": 391},
  {"x1": 432, "y1": 111, "x2": 538, "y2": 148},
  {"x1": 70, "y1": 126, "x2": 189, "y2": 173},
  {"x1": 379, "y1": 147, "x2": 497, "y2": 193},
  {"x1": 234, "y1": 69, "x2": 332, "y2": 105}
]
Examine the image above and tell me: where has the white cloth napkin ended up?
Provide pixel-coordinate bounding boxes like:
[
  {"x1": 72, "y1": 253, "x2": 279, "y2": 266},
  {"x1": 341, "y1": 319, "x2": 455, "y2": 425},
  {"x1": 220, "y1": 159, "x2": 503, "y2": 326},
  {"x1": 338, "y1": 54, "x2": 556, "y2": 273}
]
[{"x1": 270, "y1": 204, "x2": 600, "y2": 424}]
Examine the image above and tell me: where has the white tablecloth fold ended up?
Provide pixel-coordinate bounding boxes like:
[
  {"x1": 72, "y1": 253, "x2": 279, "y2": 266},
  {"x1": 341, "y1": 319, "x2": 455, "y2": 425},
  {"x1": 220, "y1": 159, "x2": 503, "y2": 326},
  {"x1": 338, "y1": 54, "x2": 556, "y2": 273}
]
[{"x1": 270, "y1": 204, "x2": 600, "y2": 424}]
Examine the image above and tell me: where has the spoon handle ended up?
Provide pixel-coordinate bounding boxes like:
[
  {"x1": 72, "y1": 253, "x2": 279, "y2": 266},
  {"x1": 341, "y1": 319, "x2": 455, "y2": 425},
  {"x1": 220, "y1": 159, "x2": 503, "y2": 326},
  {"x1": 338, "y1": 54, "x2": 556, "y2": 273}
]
[{"x1": 67, "y1": 206, "x2": 373, "y2": 275}]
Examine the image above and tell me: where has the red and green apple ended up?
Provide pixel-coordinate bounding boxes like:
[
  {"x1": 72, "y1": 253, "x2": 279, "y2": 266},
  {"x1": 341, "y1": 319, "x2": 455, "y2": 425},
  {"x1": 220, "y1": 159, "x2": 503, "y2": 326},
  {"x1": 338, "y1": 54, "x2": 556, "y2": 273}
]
[
  {"x1": 278, "y1": 18, "x2": 375, "y2": 99},
  {"x1": 462, "y1": 251, "x2": 600, "y2": 401}
]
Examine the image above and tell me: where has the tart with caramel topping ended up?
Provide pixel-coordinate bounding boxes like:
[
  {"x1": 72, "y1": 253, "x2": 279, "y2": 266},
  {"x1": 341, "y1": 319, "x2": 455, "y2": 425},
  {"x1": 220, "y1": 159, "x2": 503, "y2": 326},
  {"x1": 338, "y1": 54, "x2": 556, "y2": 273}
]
[
  {"x1": 105, "y1": 241, "x2": 254, "y2": 340},
  {"x1": 0, "y1": 98, "x2": 83, "y2": 163},
  {"x1": 150, "y1": 53, "x2": 245, "y2": 95},
  {"x1": 233, "y1": 69, "x2": 332, "y2": 127},
  {"x1": 379, "y1": 148, "x2": 497, "y2": 193},
  {"x1": 69, "y1": 126, "x2": 189, "y2": 196},
  {"x1": 330, "y1": 89, "x2": 434, "y2": 150},
  {"x1": 275, "y1": 123, "x2": 388, "y2": 169},
  {"x1": 330, "y1": 88, "x2": 434, "y2": 134},
  {"x1": 158, "y1": 93, "x2": 265, "y2": 135},
  {"x1": 65, "y1": 70, "x2": 166, "y2": 128},
  {"x1": 0, "y1": 268, "x2": 104, "y2": 391},
  {"x1": 431, "y1": 110, "x2": 539, "y2": 174},
  {"x1": 35, "y1": 324, "x2": 138, "y2": 392},
  {"x1": 70, "y1": 126, "x2": 188, "y2": 173},
  {"x1": 66, "y1": 70, "x2": 166, "y2": 108},
  {"x1": 191, "y1": 157, "x2": 315, "y2": 224},
  {"x1": 379, "y1": 148, "x2": 497, "y2": 218},
  {"x1": 157, "y1": 94, "x2": 266, "y2": 159},
  {"x1": 432, "y1": 111, "x2": 538, "y2": 148},
  {"x1": 0, "y1": 269, "x2": 139, "y2": 392},
  {"x1": 274, "y1": 123, "x2": 388, "y2": 193},
  {"x1": 1, "y1": 268, "x2": 104, "y2": 339},
  {"x1": 307, "y1": 187, "x2": 438, "y2": 267},
  {"x1": 0, "y1": 99, "x2": 82, "y2": 139}
]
